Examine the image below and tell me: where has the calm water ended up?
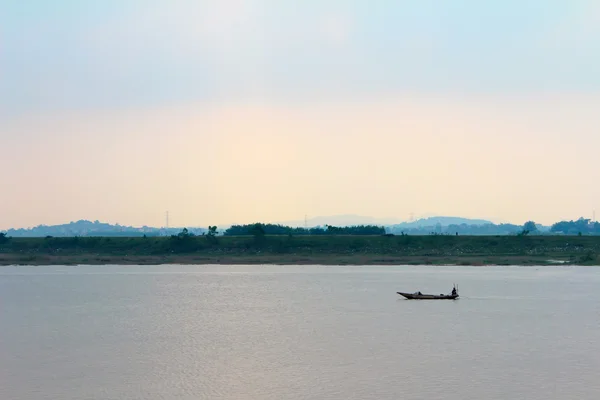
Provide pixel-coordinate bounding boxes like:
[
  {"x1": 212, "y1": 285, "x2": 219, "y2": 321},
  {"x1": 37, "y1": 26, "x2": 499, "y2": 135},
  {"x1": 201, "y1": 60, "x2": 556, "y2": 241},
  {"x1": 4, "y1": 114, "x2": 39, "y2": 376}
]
[{"x1": 1, "y1": 265, "x2": 599, "y2": 400}]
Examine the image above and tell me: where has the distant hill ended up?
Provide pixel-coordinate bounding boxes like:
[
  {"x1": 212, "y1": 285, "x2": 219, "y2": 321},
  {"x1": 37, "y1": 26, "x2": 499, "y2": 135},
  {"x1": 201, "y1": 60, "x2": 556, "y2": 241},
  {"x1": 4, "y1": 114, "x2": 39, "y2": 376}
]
[
  {"x1": 278, "y1": 214, "x2": 496, "y2": 228},
  {"x1": 384, "y1": 216, "x2": 521, "y2": 235},
  {"x1": 389, "y1": 216, "x2": 493, "y2": 229},
  {"x1": 3, "y1": 220, "x2": 207, "y2": 237},
  {"x1": 279, "y1": 214, "x2": 405, "y2": 227},
  {"x1": 4, "y1": 216, "x2": 582, "y2": 238}
]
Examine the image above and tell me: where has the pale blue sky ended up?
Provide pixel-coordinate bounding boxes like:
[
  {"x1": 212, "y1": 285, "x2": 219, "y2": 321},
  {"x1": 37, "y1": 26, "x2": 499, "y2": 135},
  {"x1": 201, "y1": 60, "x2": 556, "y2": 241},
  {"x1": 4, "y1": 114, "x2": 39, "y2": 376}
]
[
  {"x1": 3, "y1": 0, "x2": 599, "y2": 113},
  {"x1": 1, "y1": 1, "x2": 599, "y2": 228}
]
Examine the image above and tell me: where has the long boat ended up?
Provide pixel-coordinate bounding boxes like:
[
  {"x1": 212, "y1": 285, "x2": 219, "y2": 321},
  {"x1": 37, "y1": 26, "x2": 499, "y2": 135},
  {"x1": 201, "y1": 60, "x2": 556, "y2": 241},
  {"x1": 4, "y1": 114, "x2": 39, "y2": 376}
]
[
  {"x1": 397, "y1": 285, "x2": 459, "y2": 300},
  {"x1": 397, "y1": 292, "x2": 458, "y2": 300}
]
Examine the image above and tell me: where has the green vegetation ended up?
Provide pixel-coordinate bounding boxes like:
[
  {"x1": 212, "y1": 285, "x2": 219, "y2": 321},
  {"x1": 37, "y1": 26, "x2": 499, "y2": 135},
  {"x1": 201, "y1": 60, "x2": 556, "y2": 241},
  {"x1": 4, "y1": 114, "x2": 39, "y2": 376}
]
[
  {"x1": 1, "y1": 232, "x2": 599, "y2": 266},
  {"x1": 386, "y1": 217, "x2": 600, "y2": 236},
  {"x1": 550, "y1": 218, "x2": 600, "y2": 235},
  {"x1": 224, "y1": 223, "x2": 386, "y2": 236}
]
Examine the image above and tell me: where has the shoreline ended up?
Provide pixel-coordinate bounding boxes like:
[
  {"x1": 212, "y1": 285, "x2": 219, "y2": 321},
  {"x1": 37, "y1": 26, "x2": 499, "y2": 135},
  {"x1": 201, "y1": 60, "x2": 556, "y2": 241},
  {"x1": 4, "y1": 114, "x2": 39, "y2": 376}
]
[
  {"x1": 0, "y1": 254, "x2": 590, "y2": 266},
  {"x1": 1, "y1": 235, "x2": 599, "y2": 266}
]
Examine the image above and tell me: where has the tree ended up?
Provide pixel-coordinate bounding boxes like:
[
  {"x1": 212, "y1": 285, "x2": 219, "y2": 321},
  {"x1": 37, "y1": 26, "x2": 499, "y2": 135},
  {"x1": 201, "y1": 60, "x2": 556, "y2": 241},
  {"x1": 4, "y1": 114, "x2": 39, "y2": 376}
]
[
  {"x1": 550, "y1": 218, "x2": 594, "y2": 235},
  {"x1": 206, "y1": 226, "x2": 218, "y2": 244},
  {"x1": 177, "y1": 228, "x2": 194, "y2": 238},
  {"x1": 249, "y1": 223, "x2": 265, "y2": 238},
  {"x1": 249, "y1": 223, "x2": 266, "y2": 246},
  {"x1": 0, "y1": 232, "x2": 8, "y2": 244},
  {"x1": 522, "y1": 221, "x2": 538, "y2": 234}
]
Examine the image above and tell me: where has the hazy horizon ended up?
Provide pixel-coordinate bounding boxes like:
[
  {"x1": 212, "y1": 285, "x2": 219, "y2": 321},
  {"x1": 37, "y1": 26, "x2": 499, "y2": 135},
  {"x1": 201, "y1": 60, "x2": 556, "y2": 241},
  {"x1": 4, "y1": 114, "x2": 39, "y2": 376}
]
[
  {"x1": 2, "y1": 1, "x2": 599, "y2": 229},
  {"x1": 2, "y1": 212, "x2": 594, "y2": 232}
]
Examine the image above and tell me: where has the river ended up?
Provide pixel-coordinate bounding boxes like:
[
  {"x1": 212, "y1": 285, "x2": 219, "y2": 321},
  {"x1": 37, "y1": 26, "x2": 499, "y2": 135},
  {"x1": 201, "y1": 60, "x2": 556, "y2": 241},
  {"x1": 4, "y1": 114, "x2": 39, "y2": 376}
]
[{"x1": 1, "y1": 265, "x2": 599, "y2": 399}]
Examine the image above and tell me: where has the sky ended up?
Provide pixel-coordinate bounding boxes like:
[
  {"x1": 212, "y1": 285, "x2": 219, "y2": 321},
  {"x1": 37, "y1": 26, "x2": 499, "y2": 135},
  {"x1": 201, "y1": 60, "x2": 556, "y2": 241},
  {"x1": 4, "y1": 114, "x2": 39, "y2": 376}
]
[{"x1": 1, "y1": 0, "x2": 599, "y2": 229}]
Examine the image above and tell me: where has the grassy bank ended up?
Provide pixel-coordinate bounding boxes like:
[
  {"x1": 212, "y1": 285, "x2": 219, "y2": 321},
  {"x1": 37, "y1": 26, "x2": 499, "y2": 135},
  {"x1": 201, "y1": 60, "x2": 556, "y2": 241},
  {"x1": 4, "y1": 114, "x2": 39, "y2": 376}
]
[{"x1": 1, "y1": 235, "x2": 600, "y2": 266}]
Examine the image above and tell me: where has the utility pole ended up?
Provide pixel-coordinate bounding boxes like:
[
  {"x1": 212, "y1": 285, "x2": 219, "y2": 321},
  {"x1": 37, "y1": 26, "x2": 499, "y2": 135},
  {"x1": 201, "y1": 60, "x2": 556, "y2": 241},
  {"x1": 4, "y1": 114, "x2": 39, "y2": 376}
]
[{"x1": 166, "y1": 211, "x2": 169, "y2": 229}]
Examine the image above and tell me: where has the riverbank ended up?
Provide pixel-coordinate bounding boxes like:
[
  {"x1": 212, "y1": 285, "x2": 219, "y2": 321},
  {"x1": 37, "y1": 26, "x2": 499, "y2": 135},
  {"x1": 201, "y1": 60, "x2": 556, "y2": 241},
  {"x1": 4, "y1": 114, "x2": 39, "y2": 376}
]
[
  {"x1": 1, "y1": 235, "x2": 599, "y2": 266},
  {"x1": 0, "y1": 254, "x2": 583, "y2": 266}
]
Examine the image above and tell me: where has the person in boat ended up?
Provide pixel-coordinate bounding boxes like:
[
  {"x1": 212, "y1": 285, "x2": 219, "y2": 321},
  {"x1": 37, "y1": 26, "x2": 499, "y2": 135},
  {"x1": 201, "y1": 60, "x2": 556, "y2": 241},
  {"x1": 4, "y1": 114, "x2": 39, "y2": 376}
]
[{"x1": 451, "y1": 287, "x2": 457, "y2": 296}]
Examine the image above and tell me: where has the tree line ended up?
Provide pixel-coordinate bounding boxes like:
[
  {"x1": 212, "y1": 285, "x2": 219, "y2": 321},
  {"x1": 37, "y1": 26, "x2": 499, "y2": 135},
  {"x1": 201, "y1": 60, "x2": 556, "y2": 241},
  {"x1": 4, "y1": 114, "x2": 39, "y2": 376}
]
[
  {"x1": 550, "y1": 218, "x2": 600, "y2": 235},
  {"x1": 387, "y1": 218, "x2": 600, "y2": 236},
  {"x1": 223, "y1": 223, "x2": 386, "y2": 236}
]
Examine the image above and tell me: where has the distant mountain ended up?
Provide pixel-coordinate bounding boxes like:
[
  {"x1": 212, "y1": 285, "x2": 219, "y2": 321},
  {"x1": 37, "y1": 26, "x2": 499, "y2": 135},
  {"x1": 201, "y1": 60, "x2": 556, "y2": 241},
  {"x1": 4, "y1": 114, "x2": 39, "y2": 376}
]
[
  {"x1": 3, "y1": 220, "x2": 207, "y2": 237},
  {"x1": 389, "y1": 216, "x2": 493, "y2": 229},
  {"x1": 278, "y1": 214, "x2": 405, "y2": 227},
  {"x1": 385, "y1": 216, "x2": 525, "y2": 235},
  {"x1": 2, "y1": 216, "x2": 591, "y2": 237},
  {"x1": 277, "y1": 215, "x2": 498, "y2": 228}
]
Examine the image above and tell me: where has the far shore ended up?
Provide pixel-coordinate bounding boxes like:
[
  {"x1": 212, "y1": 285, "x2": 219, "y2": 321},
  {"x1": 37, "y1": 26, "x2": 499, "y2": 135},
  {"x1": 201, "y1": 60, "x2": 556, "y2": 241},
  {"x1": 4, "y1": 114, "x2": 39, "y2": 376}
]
[
  {"x1": 1, "y1": 235, "x2": 599, "y2": 266},
  {"x1": 0, "y1": 254, "x2": 588, "y2": 267}
]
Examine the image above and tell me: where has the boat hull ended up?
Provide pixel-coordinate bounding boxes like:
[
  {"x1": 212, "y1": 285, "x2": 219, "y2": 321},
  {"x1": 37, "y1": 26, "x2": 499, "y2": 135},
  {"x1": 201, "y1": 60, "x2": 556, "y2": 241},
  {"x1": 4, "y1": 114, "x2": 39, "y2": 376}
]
[{"x1": 397, "y1": 292, "x2": 458, "y2": 300}]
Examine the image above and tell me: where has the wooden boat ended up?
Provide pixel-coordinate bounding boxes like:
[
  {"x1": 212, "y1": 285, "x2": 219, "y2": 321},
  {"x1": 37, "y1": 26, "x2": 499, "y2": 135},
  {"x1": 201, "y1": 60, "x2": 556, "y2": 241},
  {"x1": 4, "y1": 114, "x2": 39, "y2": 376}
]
[
  {"x1": 397, "y1": 292, "x2": 458, "y2": 300},
  {"x1": 397, "y1": 285, "x2": 459, "y2": 300}
]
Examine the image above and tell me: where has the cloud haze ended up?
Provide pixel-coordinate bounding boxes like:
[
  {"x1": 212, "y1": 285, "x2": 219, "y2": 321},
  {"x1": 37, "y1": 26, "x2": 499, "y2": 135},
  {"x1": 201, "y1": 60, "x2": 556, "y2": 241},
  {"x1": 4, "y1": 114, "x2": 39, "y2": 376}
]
[{"x1": 1, "y1": 1, "x2": 599, "y2": 228}]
